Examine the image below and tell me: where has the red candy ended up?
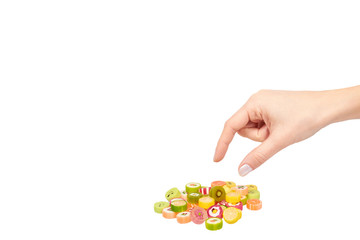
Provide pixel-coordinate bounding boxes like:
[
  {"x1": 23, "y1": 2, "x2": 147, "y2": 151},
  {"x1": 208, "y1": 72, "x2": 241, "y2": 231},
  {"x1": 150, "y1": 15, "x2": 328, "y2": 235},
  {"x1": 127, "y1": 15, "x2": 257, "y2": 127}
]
[
  {"x1": 217, "y1": 200, "x2": 227, "y2": 206},
  {"x1": 199, "y1": 187, "x2": 211, "y2": 195}
]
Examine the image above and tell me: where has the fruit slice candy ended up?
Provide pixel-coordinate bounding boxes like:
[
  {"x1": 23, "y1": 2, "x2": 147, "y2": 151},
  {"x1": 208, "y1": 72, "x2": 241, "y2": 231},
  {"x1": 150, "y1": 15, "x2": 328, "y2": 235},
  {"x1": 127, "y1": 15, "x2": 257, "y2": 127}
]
[
  {"x1": 177, "y1": 211, "x2": 191, "y2": 224},
  {"x1": 154, "y1": 201, "x2": 170, "y2": 213},
  {"x1": 211, "y1": 181, "x2": 226, "y2": 187},
  {"x1": 232, "y1": 185, "x2": 248, "y2": 196},
  {"x1": 187, "y1": 192, "x2": 203, "y2": 204},
  {"x1": 165, "y1": 187, "x2": 181, "y2": 201},
  {"x1": 223, "y1": 207, "x2": 241, "y2": 224},
  {"x1": 171, "y1": 199, "x2": 188, "y2": 212},
  {"x1": 246, "y1": 199, "x2": 262, "y2": 210},
  {"x1": 205, "y1": 218, "x2": 223, "y2": 231},
  {"x1": 247, "y1": 189, "x2": 260, "y2": 200},
  {"x1": 207, "y1": 204, "x2": 223, "y2": 218},
  {"x1": 198, "y1": 196, "x2": 215, "y2": 210},
  {"x1": 185, "y1": 182, "x2": 201, "y2": 194},
  {"x1": 209, "y1": 186, "x2": 226, "y2": 202},
  {"x1": 162, "y1": 207, "x2": 178, "y2": 219},
  {"x1": 226, "y1": 190, "x2": 241, "y2": 204},
  {"x1": 190, "y1": 206, "x2": 208, "y2": 224}
]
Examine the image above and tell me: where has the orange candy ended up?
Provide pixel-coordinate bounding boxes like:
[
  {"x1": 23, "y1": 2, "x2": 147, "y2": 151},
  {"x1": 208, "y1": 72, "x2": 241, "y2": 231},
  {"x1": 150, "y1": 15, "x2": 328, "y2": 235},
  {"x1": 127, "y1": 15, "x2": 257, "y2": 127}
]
[
  {"x1": 231, "y1": 185, "x2": 248, "y2": 196},
  {"x1": 176, "y1": 211, "x2": 191, "y2": 224},
  {"x1": 187, "y1": 202, "x2": 197, "y2": 210},
  {"x1": 162, "y1": 207, "x2": 178, "y2": 219},
  {"x1": 211, "y1": 181, "x2": 226, "y2": 187},
  {"x1": 246, "y1": 199, "x2": 262, "y2": 210}
]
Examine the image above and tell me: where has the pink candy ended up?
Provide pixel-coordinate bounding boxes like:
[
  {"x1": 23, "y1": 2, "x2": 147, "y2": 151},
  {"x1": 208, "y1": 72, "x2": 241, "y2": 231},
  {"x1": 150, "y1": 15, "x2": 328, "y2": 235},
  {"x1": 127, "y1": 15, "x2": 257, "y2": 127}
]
[
  {"x1": 207, "y1": 205, "x2": 223, "y2": 218},
  {"x1": 190, "y1": 206, "x2": 208, "y2": 224}
]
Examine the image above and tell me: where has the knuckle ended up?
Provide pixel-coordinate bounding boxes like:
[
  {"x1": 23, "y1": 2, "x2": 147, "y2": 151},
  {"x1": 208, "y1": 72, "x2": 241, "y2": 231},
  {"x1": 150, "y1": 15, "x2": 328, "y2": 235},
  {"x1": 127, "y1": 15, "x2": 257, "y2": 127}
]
[
  {"x1": 257, "y1": 89, "x2": 269, "y2": 94},
  {"x1": 224, "y1": 119, "x2": 234, "y2": 130},
  {"x1": 250, "y1": 89, "x2": 269, "y2": 100},
  {"x1": 248, "y1": 93, "x2": 258, "y2": 102},
  {"x1": 258, "y1": 134, "x2": 268, "y2": 142},
  {"x1": 248, "y1": 92, "x2": 262, "y2": 105},
  {"x1": 224, "y1": 120, "x2": 230, "y2": 128}
]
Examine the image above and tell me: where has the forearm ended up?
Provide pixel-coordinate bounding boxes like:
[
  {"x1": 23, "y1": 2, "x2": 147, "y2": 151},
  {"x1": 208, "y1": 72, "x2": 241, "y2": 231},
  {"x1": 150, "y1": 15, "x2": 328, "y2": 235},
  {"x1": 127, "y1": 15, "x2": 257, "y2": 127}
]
[{"x1": 322, "y1": 85, "x2": 360, "y2": 126}]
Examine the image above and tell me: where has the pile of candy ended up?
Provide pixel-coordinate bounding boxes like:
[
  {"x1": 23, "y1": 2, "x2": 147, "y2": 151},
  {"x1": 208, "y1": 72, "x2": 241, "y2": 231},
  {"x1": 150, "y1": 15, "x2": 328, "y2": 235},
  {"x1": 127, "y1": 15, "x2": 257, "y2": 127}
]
[{"x1": 154, "y1": 181, "x2": 262, "y2": 231}]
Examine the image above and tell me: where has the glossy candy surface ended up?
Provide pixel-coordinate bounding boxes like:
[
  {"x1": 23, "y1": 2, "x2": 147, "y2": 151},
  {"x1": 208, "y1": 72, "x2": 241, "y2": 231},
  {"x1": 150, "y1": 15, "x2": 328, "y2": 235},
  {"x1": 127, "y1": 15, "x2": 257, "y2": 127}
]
[
  {"x1": 205, "y1": 218, "x2": 223, "y2": 231},
  {"x1": 226, "y1": 190, "x2": 241, "y2": 204},
  {"x1": 247, "y1": 199, "x2": 262, "y2": 210},
  {"x1": 207, "y1": 205, "x2": 223, "y2": 218},
  {"x1": 198, "y1": 196, "x2": 215, "y2": 210},
  {"x1": 162, "y1": 207, "x2": 178, "y2": 219},
  {"x1": 190, "y1": 206, "x2": 208, "y2": 224},
  {"x1": 177, "y1": 211, "x2": 191, "y2": 224}
]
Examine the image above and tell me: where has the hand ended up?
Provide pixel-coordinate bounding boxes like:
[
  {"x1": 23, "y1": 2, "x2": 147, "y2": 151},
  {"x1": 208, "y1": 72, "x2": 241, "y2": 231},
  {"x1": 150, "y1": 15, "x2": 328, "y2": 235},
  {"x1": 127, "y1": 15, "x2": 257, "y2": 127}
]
[{"x1": 213, "y1": 88, "x2": 360, "y2": 176}]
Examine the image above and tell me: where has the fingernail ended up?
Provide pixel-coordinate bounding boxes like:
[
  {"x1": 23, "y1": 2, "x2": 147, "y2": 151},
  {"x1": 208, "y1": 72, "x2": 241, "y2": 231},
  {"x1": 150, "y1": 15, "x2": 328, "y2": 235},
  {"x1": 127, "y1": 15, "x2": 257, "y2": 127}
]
[{"x1": 238, "y1": 164, "x2": 253, "y2": 177}]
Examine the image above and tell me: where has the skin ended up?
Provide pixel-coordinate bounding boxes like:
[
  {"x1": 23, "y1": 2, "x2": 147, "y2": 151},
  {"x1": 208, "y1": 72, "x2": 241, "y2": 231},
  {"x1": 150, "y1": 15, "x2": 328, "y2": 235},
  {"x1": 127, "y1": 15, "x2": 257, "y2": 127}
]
[{"x1": 213, "y1": 85, "x2": 360, "y2": 176}]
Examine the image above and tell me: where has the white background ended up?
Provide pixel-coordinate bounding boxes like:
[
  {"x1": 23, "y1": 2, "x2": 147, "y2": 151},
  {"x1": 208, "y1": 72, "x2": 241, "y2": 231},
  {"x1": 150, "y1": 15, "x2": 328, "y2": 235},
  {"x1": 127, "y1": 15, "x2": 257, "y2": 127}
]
[{"x1": 1, "y1": 0, "x2": 360, "y2": 239}]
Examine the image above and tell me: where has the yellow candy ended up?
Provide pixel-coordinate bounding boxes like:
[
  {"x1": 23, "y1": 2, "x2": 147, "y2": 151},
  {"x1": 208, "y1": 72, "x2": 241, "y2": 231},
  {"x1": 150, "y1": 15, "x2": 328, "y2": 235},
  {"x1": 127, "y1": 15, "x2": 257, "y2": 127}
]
[
  {"x1": 198, "y1": 196, "x2": 215, "y2": 210},
  {"x1": 225, "y1": 181, "x2": 236, "y2": 188},
  {"x1": 226, "y1": 190, "x2": 241, "y2": 204},
  {"x1": 223, "y1": 185, "x2": 231, "y2": 193},
  {"x1": 247, "y1": 184, "x2": 257, "y2": 191},
  {"x1": 223, "y1": 207, "x2": 242, "y2": 224}
]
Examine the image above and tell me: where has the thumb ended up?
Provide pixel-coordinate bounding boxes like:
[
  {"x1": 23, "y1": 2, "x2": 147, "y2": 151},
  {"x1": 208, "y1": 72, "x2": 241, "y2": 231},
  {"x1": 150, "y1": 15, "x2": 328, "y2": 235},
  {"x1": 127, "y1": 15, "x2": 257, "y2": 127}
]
[{"x1": 238, "y1": 135, "x2": 285, "y2": 177}]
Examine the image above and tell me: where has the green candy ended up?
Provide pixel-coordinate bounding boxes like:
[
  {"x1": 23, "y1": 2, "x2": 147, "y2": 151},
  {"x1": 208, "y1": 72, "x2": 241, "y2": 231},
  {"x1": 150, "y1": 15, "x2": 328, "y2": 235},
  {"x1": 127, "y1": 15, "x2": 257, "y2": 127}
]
[
  {"x1": 247, "y1": 189, "x2": 260, "y2": 200},
  {"x1": 185, "y1": 182, "x2": 201, "y2": 194},
  {"x1": 209, "y1": 186, "x2": 226, "y2": 202},
  {"x1": 240, "y1": 195, "x2": 248, "y2": 205},
  {"x1": 205, "y1": 218, "x2": 223, "y2": 231},
  {"x1": 170, "y1": 199, "x2": 187, "y2": 212},
  {"x1": 187, "y1": 192, "x2": 203, "y2": 204},
  {"x1": 165, "y1": 187, "x2": 181, "y2": 201},
  {"x1": 154, "y1": 201, "x2": 170, "y2": 213}
]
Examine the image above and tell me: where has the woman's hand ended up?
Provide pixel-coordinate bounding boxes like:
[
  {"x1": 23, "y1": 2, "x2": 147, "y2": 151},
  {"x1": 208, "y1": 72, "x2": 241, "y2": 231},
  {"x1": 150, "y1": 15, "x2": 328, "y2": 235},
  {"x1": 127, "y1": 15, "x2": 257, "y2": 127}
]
[{"x1": 213, "y1": 86, "x2": 360, "y2": 176}]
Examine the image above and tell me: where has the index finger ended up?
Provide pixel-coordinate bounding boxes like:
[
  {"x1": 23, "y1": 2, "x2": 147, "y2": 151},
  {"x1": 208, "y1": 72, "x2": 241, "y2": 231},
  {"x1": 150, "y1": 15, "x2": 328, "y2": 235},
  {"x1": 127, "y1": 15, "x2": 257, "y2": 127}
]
[{"x1": 213, "y1": 108, "x2": 249, "y2": 162}]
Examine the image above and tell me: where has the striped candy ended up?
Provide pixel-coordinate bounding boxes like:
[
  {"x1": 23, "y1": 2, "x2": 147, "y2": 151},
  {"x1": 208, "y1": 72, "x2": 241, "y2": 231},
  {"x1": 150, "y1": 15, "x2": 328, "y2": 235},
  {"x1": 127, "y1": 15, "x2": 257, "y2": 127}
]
[{"x1": 199, "y1": 187, "x2": 211, "y2": 195}]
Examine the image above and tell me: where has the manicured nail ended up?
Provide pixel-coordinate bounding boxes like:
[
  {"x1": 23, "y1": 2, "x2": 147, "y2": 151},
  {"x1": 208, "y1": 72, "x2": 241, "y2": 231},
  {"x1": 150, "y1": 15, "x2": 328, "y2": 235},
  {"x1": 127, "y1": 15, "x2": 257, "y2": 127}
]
[{"x1": 238, "y1": 164, "x2": 253, "y2": 177}]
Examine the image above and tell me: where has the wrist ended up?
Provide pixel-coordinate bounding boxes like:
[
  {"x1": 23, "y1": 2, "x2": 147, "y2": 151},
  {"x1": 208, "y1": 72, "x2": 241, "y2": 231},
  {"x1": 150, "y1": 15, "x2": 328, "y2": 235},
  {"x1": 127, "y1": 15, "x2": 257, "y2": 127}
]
[{"x1": 321, "y1": 86, "x2": 360, "y2": 126}]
